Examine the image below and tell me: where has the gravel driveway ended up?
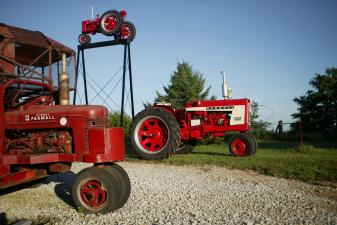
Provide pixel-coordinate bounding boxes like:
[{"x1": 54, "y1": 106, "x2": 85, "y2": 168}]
[{"x1": 0, "y1": 162, "x2": 336, "y2": 225}]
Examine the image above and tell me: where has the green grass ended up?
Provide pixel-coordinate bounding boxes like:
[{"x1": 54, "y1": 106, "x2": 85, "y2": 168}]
[{"x1": 125, "y1": 141, "x2": 337, "y2": 184}]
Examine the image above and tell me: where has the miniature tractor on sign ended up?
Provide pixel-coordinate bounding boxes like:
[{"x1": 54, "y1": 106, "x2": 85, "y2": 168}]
[
  {"x1": 78, "y1": 9, "x2": 136, "y2": 45},
  {"x1": 129, "y1": 72, "x2": 257, "y2": 160},
  {"x1": 0, "y1": 23, "x2": 130, "y2": 214}
]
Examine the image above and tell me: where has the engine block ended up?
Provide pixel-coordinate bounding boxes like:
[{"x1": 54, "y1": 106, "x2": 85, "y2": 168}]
[{"x1": 6, "y1": 129, "x2": 72, "y2": 155}]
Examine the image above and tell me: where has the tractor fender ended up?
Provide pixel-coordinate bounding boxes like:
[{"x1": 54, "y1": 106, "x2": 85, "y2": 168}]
[{"x1": 153, "y1": 103, "x2": 176, "y2": 115}]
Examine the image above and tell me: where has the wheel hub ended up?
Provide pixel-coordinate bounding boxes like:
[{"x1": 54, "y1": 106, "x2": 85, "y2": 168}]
[
  {"x1": 103, "y1": 16, "x2": 117, "y2": 31},
  {"x1": 231, "y1": 139, "x2": 247, "y2": 156},
  {"x1": 80, "y1": 180, "x2": 106, "y2": 208},
  {"x1": 137, "y1": 117, "x2": 168, "y2": 152},
  {"x1": 121, "y1": 25, "x2": 131, "y2": 39}
]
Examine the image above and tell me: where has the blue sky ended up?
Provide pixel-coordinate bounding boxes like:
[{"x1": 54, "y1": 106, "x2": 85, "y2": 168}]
[{"x1": 1, "y1": 0, "x2": 337, "y2": 129}]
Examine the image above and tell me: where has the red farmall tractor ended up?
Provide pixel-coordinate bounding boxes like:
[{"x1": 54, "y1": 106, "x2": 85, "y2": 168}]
[
  {"x1": 78, "y1": 9, "x2": 136, "y2": 45},
  {"x1": 129, "y1": 73, "x2": 257, "y2": 160},
  {"x1": 0, "y1": 23, "x2": 130, "y2": 214}
]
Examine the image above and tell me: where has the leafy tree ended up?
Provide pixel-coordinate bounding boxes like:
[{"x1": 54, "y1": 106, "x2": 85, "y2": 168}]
[
  {"x1": 155, "y1": 61, "x2": 212, "y2": 108},
  {"x1": 109, "y1": 111, "x2": 132, "y2": 136},
  {"x1": 292, "y1": 67, "x2": 337, "y2": 137},
  {"x1": 250, "y1": 101, "x2": 271, "y2": 138}
]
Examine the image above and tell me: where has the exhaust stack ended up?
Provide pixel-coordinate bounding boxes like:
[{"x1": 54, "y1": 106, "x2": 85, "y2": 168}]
[
  {"x1": 59, "y1": 53, "x2": 70, "y2": 105},
  {"x1": 221, "y1": 71, "x2": 228, "y2": 99},
  {"x1": 221, "y1": 71, "x2": 232, "y2": 99}
]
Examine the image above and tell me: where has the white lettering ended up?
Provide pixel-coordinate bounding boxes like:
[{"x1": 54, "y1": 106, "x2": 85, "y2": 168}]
[{"x1": 24, "y1": 113, "x2": 56, "y2": 122}]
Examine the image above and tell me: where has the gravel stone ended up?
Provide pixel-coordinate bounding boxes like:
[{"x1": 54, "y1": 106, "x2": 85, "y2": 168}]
[{"x1": 0, "y1": 162, "x2": 336, "y2": 225}]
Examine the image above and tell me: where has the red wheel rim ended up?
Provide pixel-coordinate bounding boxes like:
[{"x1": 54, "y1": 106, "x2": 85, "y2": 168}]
[
  {"x1": 137, "y1": 117, "x2": 169, "y2": 153},
  {"x1": 79, "y1": 35, "x2": 86, "y2": 43},
  {"x1": 120, "y1": 24, "x2": 131, "y2": 39},
  {"x1": 231, "y1": 139, "x2": 247, "y2": 156},
  {"x1": 103, "y1": 15, "x2": 118, "y2": 31},
  {"x1": 80, "y1": 180, "x2": 106, "y2": 208}
]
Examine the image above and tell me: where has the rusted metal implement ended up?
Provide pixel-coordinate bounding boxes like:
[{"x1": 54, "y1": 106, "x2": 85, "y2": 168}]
[{"x1": 0, "y1": 23, "x2": 130, "y2": 214}]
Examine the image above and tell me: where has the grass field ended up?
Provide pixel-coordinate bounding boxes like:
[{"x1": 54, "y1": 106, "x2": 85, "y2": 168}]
[{"x1": 125, "y1": 141, "x2": 337, "y2": 185}]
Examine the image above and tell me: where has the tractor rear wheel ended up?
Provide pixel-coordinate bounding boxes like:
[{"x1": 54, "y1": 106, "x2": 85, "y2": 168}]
[
  {"x1": 102, "y1": 163, "x2": 131, "y2": 208},
  {"x1": 119, "y1": 21, "x2": 136, "y2": 43},
  {"x1": 71, "y1": 167, "x2": 120, "y2": 214},
  {"x1": 176, "y1": 140, "x2": 198, "y2": 154},
  {"x1": 130, "y1": 107, "x2": 181, "y2": 160},
  {"x1": 99, "y1": 10, "x2": 123, "y2": 36},
  {"x1": 229, "y1": 133, "x2": 255, "y2": 156}
]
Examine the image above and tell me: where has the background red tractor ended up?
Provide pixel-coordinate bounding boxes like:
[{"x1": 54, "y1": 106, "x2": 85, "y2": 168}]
[
  {"x1": 78, "y1": 9, "x2": 136, "y2": 44},
  {"x1": 0, "y1": 23, "x2": 130, "y2": 214},
  {"x1": 129, "y1": 73, "x2": 257, "y2": 160}
]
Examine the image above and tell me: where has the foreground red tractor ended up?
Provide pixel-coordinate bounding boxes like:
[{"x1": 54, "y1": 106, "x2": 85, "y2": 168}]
[
  {"x1": 129, "y1": 76, "x2": 257, "y2": 160},
  {"x1": 78, "y1": 9, "x2": 136, "y2": 44},
  {"x1": 0, "y1": 24, "x2": 130, "y2": 214}
]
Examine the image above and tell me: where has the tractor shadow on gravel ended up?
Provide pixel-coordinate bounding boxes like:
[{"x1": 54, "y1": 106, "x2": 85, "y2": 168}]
[
  {"x1": 46, "y1": 171, "x2": 76, "y2": 208},
  {"x1": 0, "y1": 171, "x2": 77, "y2": 209},
  {"x1": 0, "y1": 177, "x2": 49, "y2": 196}
]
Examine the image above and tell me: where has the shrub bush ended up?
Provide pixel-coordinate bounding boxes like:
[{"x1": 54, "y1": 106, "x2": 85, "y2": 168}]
[
  {"x1": 108, "y1": 111, "x2": 132, "y2": 136},
  {"x1": 295, "y1": 144, "x2": 315, "y2": 153}
]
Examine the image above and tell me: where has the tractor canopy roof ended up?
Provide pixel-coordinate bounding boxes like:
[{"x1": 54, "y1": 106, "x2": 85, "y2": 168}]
[{"x1": 0, "y1": 23, "x2": 75, "y2": 67}]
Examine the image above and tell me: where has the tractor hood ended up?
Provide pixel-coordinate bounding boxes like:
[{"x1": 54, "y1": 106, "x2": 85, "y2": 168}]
[{"x1": 4, "y1": 105, "x2": 109, "y2": 128}]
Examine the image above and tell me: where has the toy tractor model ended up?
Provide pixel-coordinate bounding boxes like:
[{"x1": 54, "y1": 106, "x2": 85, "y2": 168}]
[
  {"x1": 129, "y1": 72, "x2": 257, "y2": 160},
  {"x1": 0, "y1": 23, "x2": 130, "y2": 214},
  {"x1": 78, "y1": 9, "x2": 136, "y2": 45}
]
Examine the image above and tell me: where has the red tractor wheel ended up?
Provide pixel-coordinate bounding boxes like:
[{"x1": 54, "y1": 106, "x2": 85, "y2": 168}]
[
  {"x1": 99, "y1": 10, "x2": 123, "y2": 36},
  {"x1": 78, "y1": 34, "x2": 91, "y2": 45},
  {"x1": 119, "y1": 21, "x2": 136, "y2": 43},
  {"x1": 130, "y1": 107, "x2": 181, "y2": 160},
  {"x1": 102, "y1": 163, "x2": 131, "y2": 208},
  {"x1": 71, "y1": 167, "x2": 120, "y2": 214},
  {"x1": 229, "y1": 133, "x2": 256, "y2": 156},
  {"x1": 247, "y1": 133, "x2": 258, "y2": 154}
]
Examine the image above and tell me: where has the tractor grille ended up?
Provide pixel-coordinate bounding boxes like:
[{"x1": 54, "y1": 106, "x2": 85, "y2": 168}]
[{"x1": 84, "y1": 118, "x2": 108, "y2": 150}]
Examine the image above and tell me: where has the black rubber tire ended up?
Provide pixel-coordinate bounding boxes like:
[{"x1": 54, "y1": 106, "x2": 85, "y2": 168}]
[
  {"x1": 99, "y1": 10, "x2": 123, "y2": 36},
  {"x1": 78, "y1": 34, "x2": 91, "y2": 45},
  {"x1": 247, "y1": 133, "x2": 258, "y2": 154},
  {"x1": 102, "y1": 163, "x2": 131, "y2": 208},
  {"x1": 129, "y1": 107, "x2": 181, "y2": 160},
  {"x1": 71, "y1": 167, "x2": 120, "y2": 214},
  {"x1": 119, "y1": 21, "x2": 136, "y2": 43},
  {"x1": 175, "y1": 140, "x2": 197, "y2": 154},
  {"x1": 228, "y1": 133, "x2": 255, "y2": 157}
]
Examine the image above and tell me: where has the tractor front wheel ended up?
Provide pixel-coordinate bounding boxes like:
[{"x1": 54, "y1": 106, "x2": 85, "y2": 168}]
[
  {"x1": 129, "y1": 107, "x2": 181, "y2": 160},
  {"x1": 78, "y1": 34, "x2": 91, "y2": 45},
  {"x1": 247, "y1": 133, "x2": 258, "y2": 155},
  {"x1": 102, "y1": 163, "x2": 131, "y2": 208},
  {"x1": 229, "y1": 133, "x2": 256, "y2": 157},
  {"x1": 71, "y1": 167, "x2": 120, "y2": 214}
]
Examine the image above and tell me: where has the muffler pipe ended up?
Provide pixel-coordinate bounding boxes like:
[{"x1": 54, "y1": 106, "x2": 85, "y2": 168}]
[
  {"x1": 59, "y1": 53, "x2": 70, "y2": 105},
  {"x1": 221, "y1": 71, "x2": 228, "y2": 99}
]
